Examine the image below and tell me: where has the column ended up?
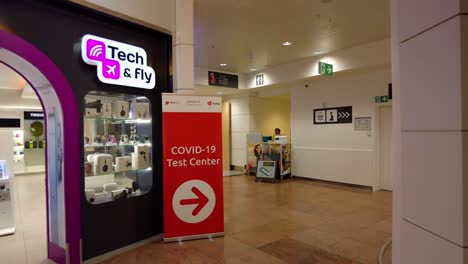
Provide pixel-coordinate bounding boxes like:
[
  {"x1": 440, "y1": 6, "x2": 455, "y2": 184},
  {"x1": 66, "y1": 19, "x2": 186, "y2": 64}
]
[
  {"x1": 173, "y1": 0, "x2": 194, "y2": 94},
  {"x1": 230, "y1": 95, "x2": 257, "y2": 169},
  {"x1": 396, "y1": 0, "x2": 468, "y2": 263}
]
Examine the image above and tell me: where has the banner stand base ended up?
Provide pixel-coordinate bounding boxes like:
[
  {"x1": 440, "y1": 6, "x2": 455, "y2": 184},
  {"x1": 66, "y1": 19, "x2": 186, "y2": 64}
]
[{"x1": 163, "y1": 232, "x2": 224, "y2": 243}]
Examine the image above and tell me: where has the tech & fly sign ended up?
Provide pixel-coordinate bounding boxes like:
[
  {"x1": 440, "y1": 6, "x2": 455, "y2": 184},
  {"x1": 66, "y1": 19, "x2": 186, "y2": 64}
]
[{"x1": 81, "y1": 34, "x2": 156, "y2": 89}]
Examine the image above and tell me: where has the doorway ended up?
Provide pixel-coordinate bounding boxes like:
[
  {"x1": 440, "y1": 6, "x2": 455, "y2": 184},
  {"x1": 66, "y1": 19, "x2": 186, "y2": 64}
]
[
  {"x1": 380, "y1": 106, "x2": 393, "y2": 191},
  {"x1": 0, "y1": 64, "x2": 48, "y2": 263},
  {"x1": 0, "y1": 29, "x2": 81, "y2": 264}
]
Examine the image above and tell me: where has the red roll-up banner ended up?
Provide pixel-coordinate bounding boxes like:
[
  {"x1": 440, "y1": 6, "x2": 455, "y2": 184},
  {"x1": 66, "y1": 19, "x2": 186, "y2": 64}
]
[{"x1": 162, "y1": 95, "x2": 224, "y2": 242}]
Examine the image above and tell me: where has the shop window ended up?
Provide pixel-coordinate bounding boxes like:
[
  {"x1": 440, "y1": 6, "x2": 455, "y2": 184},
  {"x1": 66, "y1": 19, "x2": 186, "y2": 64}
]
[{"x1": 83, "y1": 91, "x2": 152, "y2": 204}]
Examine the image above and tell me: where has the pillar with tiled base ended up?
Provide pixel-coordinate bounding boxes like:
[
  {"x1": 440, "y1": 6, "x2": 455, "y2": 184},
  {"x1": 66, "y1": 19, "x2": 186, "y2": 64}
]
[{"x1": 396, "y1": 0, "x2": 468, "y2": 263}]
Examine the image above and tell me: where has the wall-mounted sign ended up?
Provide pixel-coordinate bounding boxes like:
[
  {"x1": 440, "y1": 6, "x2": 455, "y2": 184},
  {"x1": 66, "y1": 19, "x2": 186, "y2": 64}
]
[
  {"x1": 81, "y1": 34, "x2": 156, "y2": 89},
  {"x1": 208, "y1": 71, "x2": 238, "y2": 88},
  {"x1": 314, "y1": 106, "x2": 352, "y2": 124},
  {"x1": 375, "y1": 95, "x2": 389, "y2": 103},
  {"x1": 24, "y1": 111, "x2": 44, "y2": 120},
  {"x1": 255, "y1": 74, "x2": 264, "y2": 86},
  {"x1": 0, "y1": 119, "x2": 20, "y2": 128},
  {"x1": 354, "y1": 117, "x2": 372, "y2": 131},
  {"x1": 319, "y1": 62, "x2": 333, "y2": 76}
]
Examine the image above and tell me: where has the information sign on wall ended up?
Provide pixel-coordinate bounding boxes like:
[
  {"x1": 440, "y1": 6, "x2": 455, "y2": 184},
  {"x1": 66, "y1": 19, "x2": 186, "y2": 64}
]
[
  {"x1": 162, "y1": 95, "x2": 224, "y2": 242},
  {"x1": 208, "y1": 71, "x2": 238, "y2": 88},
  {"x1": 314, "y1": 106, "x2": 352, "y2": 124},
  {"x1": 354, "y1": 117, "x2": 372, "y2": 131}
]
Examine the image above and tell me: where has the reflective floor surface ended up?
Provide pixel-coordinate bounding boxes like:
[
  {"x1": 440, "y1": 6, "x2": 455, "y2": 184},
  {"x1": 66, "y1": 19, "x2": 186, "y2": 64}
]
[
  {"x1": 0, "y1": 174, "x2": 50, "y2": 264},
  {"x1": 99, "y1": 176, "x2": 392, "y2": 264}
]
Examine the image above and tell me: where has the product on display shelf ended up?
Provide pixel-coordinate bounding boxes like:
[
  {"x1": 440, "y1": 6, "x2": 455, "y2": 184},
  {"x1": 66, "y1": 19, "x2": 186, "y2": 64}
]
[
  {"x1": 85, "y1": 98, "x2": 104, "y2": 118},
  {"x1": 115, "y1": 156, "x2": 132, "y2": 172},
  {"x1": 84, "y1": 162, "x2": 94, "y2": 176},
  {"x1": 113, "y1": 101, "x2": 130, "y2": 119},
  {"x1": 102, "y1": 182, "x2": 118, "y2": 192},
  {"x1": 38, "y1": 140, "x2": 45, "y2": 148},
  {"x1": 120, "y1": 134, "x2": 129, "y2": 144},
  {"x1": 133, "y1": 102, "x2": 150, "y2": 119},
  {"x1": 24, "y1": 140, "x2": 37, "y2": 149},
  {"x1": 132, "y1": 145, "x2": 149, "y2": 169},
  {"x1": 93, "y1": 154, "x2": 113, "y2": 175},
  {"x1": 111, "y1": 189, "x2": 125, "y2": 199},
  {"x1": 101, "y1": 103, "x2": 112, "y2": 118},
  {"x1": 108, "y1": 135, "x2": 117, "y2": 145},
  {"x1": 85, "y1": 189, "x2": 95, "y2": 201}
]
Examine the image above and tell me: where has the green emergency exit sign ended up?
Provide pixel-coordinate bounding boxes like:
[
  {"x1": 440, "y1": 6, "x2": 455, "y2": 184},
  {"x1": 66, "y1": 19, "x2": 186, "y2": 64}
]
[
  {"x1": 375, "y1": 95, "x2": 389, "y2": 103},
  {"x1": 319, "y1": 62, "x2": 333, "y2": 76}
]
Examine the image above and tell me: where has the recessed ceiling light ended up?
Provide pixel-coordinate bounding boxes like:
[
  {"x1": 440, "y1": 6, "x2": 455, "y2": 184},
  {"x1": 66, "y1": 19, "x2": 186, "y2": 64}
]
[
  {"x1": 220, "y1": 63, "x2": 227, "y2": 66},
  {"x1": 314, "y1": 51, "x2": 322, "y2": 54},
  {"x1": 282, "y1": 41, "x2": 292, "y2": 46},
  {"x1": 217, "y1": 91, "x2": 223, "y2": 95},
  {"x1": 250, "y1": 68, "x2": 257, "y2": 71}
]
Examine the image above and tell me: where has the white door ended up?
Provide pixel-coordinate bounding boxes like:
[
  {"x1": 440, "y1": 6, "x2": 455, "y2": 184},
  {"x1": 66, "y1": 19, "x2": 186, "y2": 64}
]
[{"x1": 380, "y1": 106, "x2": 393, "y2": 191}]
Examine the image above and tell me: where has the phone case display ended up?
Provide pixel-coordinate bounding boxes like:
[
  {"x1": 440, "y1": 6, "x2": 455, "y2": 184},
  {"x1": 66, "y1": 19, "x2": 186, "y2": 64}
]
[
  {"x1": 115, "y1": 156, "x2": 132, "y2": 172},
  {"x1": 132, "y1": 145, "x2": 150, "y2": 169},
  {"x1": 112, "y1": 101, "x2": 130, "y2": 119},
  {"x1": 83, "y1": 92, "x2": 153, "y2": 204},
  {"x1": 85, "y1": 98, "x2": 103, "y2": 118},
  {"x1": 101, "y1": 103, "x2": 112, "y2": 118},
  {"x1": 133, "y1": 103, "x2": 150, "y2": 119},
  {"x1": 93, "y1": 154, "x2": 113, "y2": 175}
]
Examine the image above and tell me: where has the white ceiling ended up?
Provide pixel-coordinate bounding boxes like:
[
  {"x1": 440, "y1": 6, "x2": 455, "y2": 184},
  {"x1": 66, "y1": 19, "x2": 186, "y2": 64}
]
[{"x1": 194, "y1": 0, "x2": 390, "y2": 73}]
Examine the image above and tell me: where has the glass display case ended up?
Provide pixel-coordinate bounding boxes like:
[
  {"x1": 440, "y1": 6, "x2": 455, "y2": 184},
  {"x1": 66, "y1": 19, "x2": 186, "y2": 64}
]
[{"x1": 83, "y1": 92, "x2": 153, "y2": 204}]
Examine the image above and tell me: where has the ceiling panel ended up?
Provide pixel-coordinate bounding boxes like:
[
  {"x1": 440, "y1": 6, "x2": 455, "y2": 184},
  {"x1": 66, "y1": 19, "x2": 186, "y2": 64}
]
[{"x1": 194, "y1": 0, "x2": 390, "y2": 73}]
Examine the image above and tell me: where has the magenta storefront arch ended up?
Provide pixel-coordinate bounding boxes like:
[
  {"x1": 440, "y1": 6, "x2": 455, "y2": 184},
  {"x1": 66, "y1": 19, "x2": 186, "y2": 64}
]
[{"x1": 0, "y1": 30, "x2": 81, "y2": 264}]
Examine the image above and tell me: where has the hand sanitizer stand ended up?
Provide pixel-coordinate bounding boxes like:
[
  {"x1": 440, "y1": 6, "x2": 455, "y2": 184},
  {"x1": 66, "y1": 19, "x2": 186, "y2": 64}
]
[{"x1": 0, "y1": 160, "x2": 15, "y2": 236}]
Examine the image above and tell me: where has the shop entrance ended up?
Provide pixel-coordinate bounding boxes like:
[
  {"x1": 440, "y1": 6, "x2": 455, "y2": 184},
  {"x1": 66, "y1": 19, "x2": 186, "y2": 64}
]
[
  {"x1": 0, "y1": 30, "x2": 81, "y2": 264},
  {"x1": 0, "y1": 63, "x2": 48, "y2": 263}
]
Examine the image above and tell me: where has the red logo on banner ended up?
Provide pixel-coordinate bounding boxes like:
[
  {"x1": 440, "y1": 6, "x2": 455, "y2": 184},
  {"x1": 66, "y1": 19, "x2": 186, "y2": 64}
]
[{"x1": 207, "y1": 101, "x2": 212, "y2": 106}]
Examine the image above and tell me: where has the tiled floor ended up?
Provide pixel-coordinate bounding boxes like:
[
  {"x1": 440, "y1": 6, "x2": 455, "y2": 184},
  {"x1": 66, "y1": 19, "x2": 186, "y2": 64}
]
[
  {"x1": 99, "y1": 176, "x2": 392, "y2": 264},
  {"x1": 0, "y1": 174, "x2": 50, "y2": 264}
]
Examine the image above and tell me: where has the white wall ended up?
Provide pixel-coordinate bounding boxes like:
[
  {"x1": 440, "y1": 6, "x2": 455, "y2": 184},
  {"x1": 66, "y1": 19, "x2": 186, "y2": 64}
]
[
  {"x1": 229, "y1": 96, "x2": 256, "y2": 167},
  {"x1": 291, "y1": 67, "x2": 390, "y2": 187}
]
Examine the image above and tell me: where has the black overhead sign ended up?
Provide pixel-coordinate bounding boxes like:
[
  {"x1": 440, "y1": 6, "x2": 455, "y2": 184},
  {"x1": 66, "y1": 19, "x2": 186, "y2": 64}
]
[
  {"x1": 24, "y1": 111, "x2": 44, "y2": 120},
  {"x1": 314, "y1": 106, "x2": 353, "y2": 124},
  {"x1": 0, "y1": 118, "x2": 20, "y2": 128},
  {"x1": 208, "y1": 71, "x2": 238, "y2": 88}
]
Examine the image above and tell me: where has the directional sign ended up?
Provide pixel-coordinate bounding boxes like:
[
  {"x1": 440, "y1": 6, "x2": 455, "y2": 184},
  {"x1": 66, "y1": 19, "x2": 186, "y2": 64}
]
[
  {"x1": 319, "y1": 62, "x2": 333, "y2": 76},
  {"x1": 314, "y1": 106, "x2": 352, "y2": 124},
  {"x1": 163, "y1": 95, "x2": 224, "y2": 242},
  {"x1": 173, "y1": 180, "x2": 215, "y2": 224},
  {"x1": 375, "y1": 95, "x2": 389, "y2": 103}
]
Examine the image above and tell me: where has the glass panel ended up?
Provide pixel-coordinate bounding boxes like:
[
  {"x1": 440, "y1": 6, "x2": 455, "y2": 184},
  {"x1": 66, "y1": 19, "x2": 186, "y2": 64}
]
[{"x1": 83, "y1": 91, "x2": 152, "y2": 204}]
